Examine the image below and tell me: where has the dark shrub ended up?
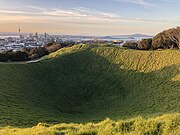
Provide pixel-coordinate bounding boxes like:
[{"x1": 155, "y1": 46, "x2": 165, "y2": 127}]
[
  {"x1": 0, "y1": 50, "x2": 29, "y2": 62},
  {"x1": 11, "y1": 51, "x2": 29, "y2": 61},
  {"x1": 123, "y1": 41, "x2": 138, "y2": 49},
  {"x1": 138, "y1": 38, "x2": 152, "y2": 50},
  {"x1": 0, "y1": 52, "x2": 9, "y2": 62},
  {"x1": 45, "y1": 43, "x2": 62, "y2": 53},
  {"x1": 28, "y1": 47, "x2": 48, "y2": 60}
]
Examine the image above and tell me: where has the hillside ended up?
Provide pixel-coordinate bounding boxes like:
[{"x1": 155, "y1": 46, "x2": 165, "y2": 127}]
[{"x1": 0, "y1": 44, "x2": 179, "y2": 134}]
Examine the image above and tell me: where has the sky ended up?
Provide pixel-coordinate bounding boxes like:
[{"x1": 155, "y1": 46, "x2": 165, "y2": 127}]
[{"x1": 0, "y1": 0, "x2": 180, "y2": 36}]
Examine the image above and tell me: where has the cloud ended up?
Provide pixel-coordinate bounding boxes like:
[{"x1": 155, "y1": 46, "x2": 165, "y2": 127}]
[
  {"x1": 40, "y1": 7, "x2": 163, "y2": 23},
  {"x1": 0, "y1": 10, "x2": 26, "y2": 14},
  {"x1": 28, "y1": 5, "x2": 46, "y2": 11},
  {"x1": 0, "y1": 6, "x2": 165, "y2": 25},
  {"x1": 162, "y1": 0, "x2": 180, "y2": 2},
  {"x1": 114, "y1": 0, "x2": 154, "y2": 7}
]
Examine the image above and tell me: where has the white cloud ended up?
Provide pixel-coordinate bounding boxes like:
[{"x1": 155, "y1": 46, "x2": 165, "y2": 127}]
[
  {"x1": 28, "y1": 5, "x2": 46, "y2": 11},
  {"x1": 39, "y1": 7, "x2": 163, "y2": 23},
  {"x1": 0, "y1": 10, "x2": 26, "y2": 14},
  {"x1": 114, "y1": 0, "x2": 154, "y2": 7},
  {"x1": 0, "y1": 6, "x2": 165, "y2": 24},
  {"x1": 162, "y1": 0, "x2": 180, "y2": 2}
]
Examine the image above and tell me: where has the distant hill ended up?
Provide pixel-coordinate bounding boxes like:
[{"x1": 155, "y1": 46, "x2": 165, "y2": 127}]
[
  {"x1": 127, "y1": 33, "x2": 153, "y2": 37},
  {"x1": 109, "y1": 33, "x2": 153, "y2": 39}
]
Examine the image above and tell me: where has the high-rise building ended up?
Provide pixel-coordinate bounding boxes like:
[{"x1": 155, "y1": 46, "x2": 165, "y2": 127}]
[
  {"x1": 35, "y1": 33, "x2": 39, "y2": 39},
  {"x1": 44, "y1": 32, "x2": 47, "y2": 39}
]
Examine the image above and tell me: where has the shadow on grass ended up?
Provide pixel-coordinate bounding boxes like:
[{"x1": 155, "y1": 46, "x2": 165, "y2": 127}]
[{"x1": 0, "y1": 48, "x2": 179, "y2": 127}]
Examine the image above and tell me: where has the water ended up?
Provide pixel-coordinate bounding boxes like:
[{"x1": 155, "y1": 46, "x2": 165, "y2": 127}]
[{"x1": 0, "y1": 36, "x2": 19, "y2": 39}]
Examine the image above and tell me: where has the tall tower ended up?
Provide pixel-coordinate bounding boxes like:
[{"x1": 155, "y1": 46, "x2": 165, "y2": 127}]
[
  {"x1": 18, "y1": 26, "x2": 21, "y2": 39},
  {"x1": 18, "y1": 26, "x2": 21, "y2": 34}
]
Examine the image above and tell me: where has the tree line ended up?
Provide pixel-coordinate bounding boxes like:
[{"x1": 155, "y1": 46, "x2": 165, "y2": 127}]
[
  {"x1": 0, "y1": 42, "x2": 75, "y2": 62},
  {"x1": 123, "y1": 27, "x2": 180, "y2": 50}
]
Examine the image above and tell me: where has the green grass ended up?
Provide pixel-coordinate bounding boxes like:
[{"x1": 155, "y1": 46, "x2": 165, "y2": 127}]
[
  {"x1": 0, "y1": 44, "x2": 179, "y2": 134},
  {"x1": 0, "y1": 113, "x2": 179, "y2": 135}
]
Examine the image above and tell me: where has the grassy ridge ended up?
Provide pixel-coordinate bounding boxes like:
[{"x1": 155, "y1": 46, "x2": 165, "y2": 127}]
[
  {"x1": 0, "y1": 113, "x2": 179, "y2": 135},
  {"x1": 0, "y1": 44, "x2": 179, "y2": 130}
]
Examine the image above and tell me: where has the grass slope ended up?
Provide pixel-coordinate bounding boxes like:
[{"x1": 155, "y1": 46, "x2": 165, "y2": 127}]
[
  {"x1": 1, "y1": 114, "x2": 179, "y2": 135},
  {"x1": 0, "y1": 44, "x2": 179, "y2": 133}
]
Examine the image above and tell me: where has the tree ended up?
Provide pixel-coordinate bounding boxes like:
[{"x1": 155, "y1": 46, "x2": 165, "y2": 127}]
[
  {"x1": 152, "y1": 27, "x2": 180, "y2": 49},
  {"x1": 165, "y1": 27, "x2": 180, "y2": 49}
]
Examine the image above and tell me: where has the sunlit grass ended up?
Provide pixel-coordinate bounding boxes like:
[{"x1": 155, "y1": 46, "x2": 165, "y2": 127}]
[
  {"x1": 0, "y1": 113, "x2": 179, "y2": 135},
  {"x1": 0, "y1": 44, "x2": 179, "y2": 134}
]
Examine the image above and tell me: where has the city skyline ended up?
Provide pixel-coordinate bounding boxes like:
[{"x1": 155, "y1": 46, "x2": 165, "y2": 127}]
[{"x1": 0, "y1": 0, "x2": 180, "y2": 36}]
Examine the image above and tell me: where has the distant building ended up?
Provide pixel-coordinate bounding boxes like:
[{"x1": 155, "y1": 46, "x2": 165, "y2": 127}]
[
  {"x1": 7, "y1": 37, "x2": 13, "y2": 42},
  {"x1": 44, "y1": 32, "x2": 47, "y2": 39},
  {"x1": 20, "y1": 35, "x2": 24, "y2": 40},
  {"x1": 35, "y1": 33, "x2": 39, "y2": 39},
  {"x1": 29, "y1": 33, "x2": 33, "y2": 38}
]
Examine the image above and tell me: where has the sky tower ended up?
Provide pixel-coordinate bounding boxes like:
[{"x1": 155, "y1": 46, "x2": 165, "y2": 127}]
[
  {"x1": 18, "y1": 26, "x2": 21, "y2": 35},
  {"x1": 18, "y1": 26, "x2": 23, "y2": 39}
]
